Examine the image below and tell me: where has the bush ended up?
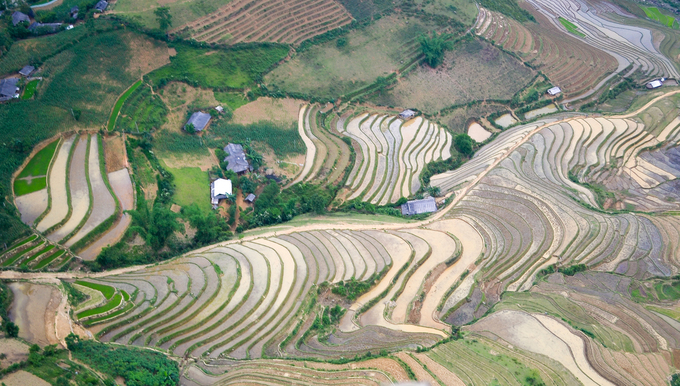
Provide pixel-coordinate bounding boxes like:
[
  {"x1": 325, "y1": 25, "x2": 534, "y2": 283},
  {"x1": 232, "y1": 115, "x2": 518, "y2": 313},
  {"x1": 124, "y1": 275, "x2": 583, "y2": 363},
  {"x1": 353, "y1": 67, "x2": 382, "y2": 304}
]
[{"x1": 419, "y1": 31, "x2": 454, "y2": 68}]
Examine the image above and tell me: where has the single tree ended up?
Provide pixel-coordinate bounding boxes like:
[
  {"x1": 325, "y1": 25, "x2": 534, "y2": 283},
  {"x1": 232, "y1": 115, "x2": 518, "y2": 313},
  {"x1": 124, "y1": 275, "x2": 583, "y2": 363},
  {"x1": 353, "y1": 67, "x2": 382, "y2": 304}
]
[
  {"x1": 154, "y1": 7, "x2": 172, "y2": 31},
  {"x1": 4, "y1": 321, "x2": 18, "y2": 338}
]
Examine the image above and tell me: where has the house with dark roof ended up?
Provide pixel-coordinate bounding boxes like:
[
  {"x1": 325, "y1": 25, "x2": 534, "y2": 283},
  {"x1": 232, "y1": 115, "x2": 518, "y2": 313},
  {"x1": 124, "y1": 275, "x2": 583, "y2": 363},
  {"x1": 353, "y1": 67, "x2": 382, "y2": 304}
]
[
  {"x1": 70, "y1": 6, "x2": 79, "y2": 18},
  {"x1": 12, "y1": 11, "x2": 30, "y2": 26},
  {"x1": 0, "y1": 78, "x2": 20, "y2": 102},
  {"x1": 401, "y1": 197, "x2": 437, "y2": 216},
  {"x1": 28, "y1": 22, "x2": 62, "y2": 33},
  {"x1": 245, "y1": 193, "x2": 256, "y2": 203},
  {"x1": 19, "y1": 66, "x2": 35, "y2": 77},
  {"x1": 185, "y1": 111, "x2": 211, "y2": 132},
  {"x1": 223, "y1": 143, "x2": 250, "y2": 174},
  {"x1": 94, "y1": 0, "x2": 108, "y2": 12}
]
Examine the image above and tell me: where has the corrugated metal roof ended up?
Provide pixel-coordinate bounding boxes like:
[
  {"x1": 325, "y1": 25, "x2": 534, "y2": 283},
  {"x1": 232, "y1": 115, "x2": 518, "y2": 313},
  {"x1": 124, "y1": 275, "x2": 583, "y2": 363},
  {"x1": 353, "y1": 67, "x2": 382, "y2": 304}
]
[
  {"x1": 224, "y1": 143, "x2": 250, "y2": 173},
  {"x1": 0, "y1": 78, "x2": 19, "y2": 98},
  {"x1": 19, "y1": 66, "x2": 35, "y2": 77},
  {"x1": 245, "y1": 193, "x2": 256, "y2": 202},
  {"x1": 185, "y1": 111, "x2": 211, "y2": 132},
  {"x1": 94, "y1": 0, "x2": 108, "y2": 11},
  {"x1": 401, "y1": 197, "x2": 437, "y2": 215}
]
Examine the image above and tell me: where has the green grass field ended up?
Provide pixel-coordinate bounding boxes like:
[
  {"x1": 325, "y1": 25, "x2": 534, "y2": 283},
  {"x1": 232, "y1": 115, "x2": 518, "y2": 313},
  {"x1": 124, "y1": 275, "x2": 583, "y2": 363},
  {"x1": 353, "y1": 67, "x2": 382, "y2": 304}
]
[
  {"x1": 167, "y1": 166, "x2": 210, "y2": 211},
  {"x1": 111, "y1": 0, "x2": 231, "y2": 30},
  {"x1": 265, "y1": 15, "x2": 436, "y2": 101},
  {"x1": 21, "y1": 80, "x2": 39, "y2": 100},
  {"x1": 14, "y1": 177, "x2": 47, "y2": 196},
  {"x1": 18, "y1": 139, "x2": 59, "y2": 178},
  {"x1": 642, "y1": 6, "x2": 677, "y2": 28},
  {"x1": 77, "y1": 293, "x2": 123, "y2": 319},
  {"x1": 75, "y1": 280, "x2": 116, "y2": 299},
  {"x1": 147, "y1": 44, "x2": 289, "y2": 90},
  {"x1": 108, "y1": 80, "x2": 142, "y2": 131},
  {"x1": 558, "y1": 17, "x2": 586, "y2": 37}
]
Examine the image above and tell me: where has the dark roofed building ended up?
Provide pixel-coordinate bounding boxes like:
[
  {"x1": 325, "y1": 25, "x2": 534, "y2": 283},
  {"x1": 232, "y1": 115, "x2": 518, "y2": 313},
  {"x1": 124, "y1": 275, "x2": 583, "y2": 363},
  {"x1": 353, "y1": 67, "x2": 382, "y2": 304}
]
[
  {"x1": 28, "y1": 22, "x2": 62, "y2": 32},
  {"x1": 223, "y1": 143, "x2": 250, "y2": 173},
  {"x1": 19, "y1": 66, "x2": 35, "y2": 77},
  {"x1": 0, "y1": 78, "x2": 20, "y2": 102},
  {"x1": 401, "y1": 197, "x2": 437, "y2": 216},
  {"x1": 245, "y1": 193, "x2": 256, "y2": 203},
  {"x1": 12, "y1": 11, "x2": 30, "y2": 26},
  {"x1": 185, "y1": 111, "x2": 211, "y2": 132},
  {"x1": 70, "y1": 6, "x2": 79, "y2": 18},
  {"x1": 94, "y1": 0, "x2": 108, "y2": 12}
]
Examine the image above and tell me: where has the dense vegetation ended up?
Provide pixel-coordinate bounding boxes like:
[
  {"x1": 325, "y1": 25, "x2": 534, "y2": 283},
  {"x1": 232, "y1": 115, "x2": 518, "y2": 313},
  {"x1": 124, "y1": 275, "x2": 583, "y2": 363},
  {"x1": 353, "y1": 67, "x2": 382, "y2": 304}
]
[
  {"x1": 66, "y1": 334, "x2": 179, "y2": 386},
  {"x1": 419, "y1": 32, "x2": 454, "y2": 68}
]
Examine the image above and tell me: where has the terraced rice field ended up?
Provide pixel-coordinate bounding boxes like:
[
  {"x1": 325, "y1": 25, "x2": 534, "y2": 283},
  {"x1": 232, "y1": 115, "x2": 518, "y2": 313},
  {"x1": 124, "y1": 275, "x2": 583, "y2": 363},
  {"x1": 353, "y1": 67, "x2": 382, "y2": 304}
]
[
  {"x1": 333, "y1": 113, "x2": 452, "y2": 204},
  {"x1": 177, "y1": 0, "x2": 353, "y2": 45},
  {"x1": 13, "y1": 133, "x2": 134, "y2": 264},
  {"x1": 75, "y1": 224, "x2": 482, "y2": 359},
  {"x1": 292, "y1": 105, "x2": 352, "y2": 186},
  {"x1": 526, "y1": 0, "x2": 680, "y2": 99},
  {"x1": 429, "y1": 94, "x2": 680, "y2": 324},
  {"x1": 475, "y1": 7, "x2": 619, "y2": 98}
]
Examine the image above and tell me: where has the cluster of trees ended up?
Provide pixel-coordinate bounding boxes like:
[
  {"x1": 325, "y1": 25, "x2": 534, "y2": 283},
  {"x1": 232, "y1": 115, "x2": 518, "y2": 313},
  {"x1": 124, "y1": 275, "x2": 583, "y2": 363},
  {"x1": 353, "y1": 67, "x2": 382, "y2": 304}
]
[
  {"x1": 453, "y1": 133, "x2": 475, "y2": 156},
  {"x1": 0, "y1": 281, "x2": 18, "y2": 337},
  {"x1": 66, "y1": 334, "x2": 179, "y2": 386},
  {"x1": 418, "y1": 31, "x2": 454, "y2": 68}
]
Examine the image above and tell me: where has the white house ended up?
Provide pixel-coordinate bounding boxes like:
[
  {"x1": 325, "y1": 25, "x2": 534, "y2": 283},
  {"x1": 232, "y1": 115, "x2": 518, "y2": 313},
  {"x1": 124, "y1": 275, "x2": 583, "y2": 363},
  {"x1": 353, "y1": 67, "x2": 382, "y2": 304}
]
[
  {"x1": 210, "y1": 178, "x2": 232, "y2": 207},
  {"x1": 547, "y1": 86, "x2": 562, "y2": 96},
  {"x1": 647, "y1": 78, "x2": 665, "y2": 89}
]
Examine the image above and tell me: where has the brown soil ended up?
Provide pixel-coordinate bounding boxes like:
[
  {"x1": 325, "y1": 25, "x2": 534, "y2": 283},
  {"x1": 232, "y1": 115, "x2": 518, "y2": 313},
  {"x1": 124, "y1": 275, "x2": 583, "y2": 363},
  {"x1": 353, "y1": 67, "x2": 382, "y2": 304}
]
[
  {"x1": 103, "y1": 134, "x2": 127, "y2": 173},
  {"x1": 260, "y1": 147, "x2": 304, "y2": 180},
  {"x1": 158, "y1": 152, "x2": 217, "y2": 171},
  {"x1": 232, "y1": 97, "x2": 304, "y2": 126},
  {"x1": 408, "y1": 263, "x2": 447, "y2": 324},
  {"x1": 394, "y1": 352, "x2": 437, "y2": 384},
  {"x1": 0, "y1": 370, "x2": 51, "y2": 386},
  {"x1": 8, "y1": 282, "x2": 60, "y2": 346},
  {"x1": 0, "y1": 338, "x2": 29, "y2": 367},
  {"x1": 125, "y1": 33, "x2": 171, "y2": 76}
]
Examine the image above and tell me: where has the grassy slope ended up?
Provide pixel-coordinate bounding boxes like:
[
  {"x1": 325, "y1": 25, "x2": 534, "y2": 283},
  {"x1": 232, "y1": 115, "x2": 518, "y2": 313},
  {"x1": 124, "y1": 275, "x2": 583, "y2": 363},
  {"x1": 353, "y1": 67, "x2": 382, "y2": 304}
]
[
  {"x1": 108, "y1": 80, "x2": 142, "y2": 131},
  {"x1": 166, "y1": 166, "x2": 211, "y2": 212},
  {"x1": 642, "y1": 6, "x2": 676, "y2": 28}
]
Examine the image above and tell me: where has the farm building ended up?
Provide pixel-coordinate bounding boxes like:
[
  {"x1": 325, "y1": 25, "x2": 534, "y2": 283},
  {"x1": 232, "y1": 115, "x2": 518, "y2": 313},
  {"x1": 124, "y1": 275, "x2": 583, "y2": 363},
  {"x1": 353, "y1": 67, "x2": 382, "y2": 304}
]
[
  {"x1": 401, "y1": 197, "x2": 437, "y2": 216},
  {"x1": 215, "y1": 106, "x2": 224, "y2": 113},
  {"x1": 94, "y1": 0, "x2": 108, "y2": 12},
  {"x1": 547, "y1": 86, "x2": 562, "y2": 96},
  {"x1": 70, "y1": 6, "x2": 79, "y2": 18},
  {"x1": 12, "y1": 11, "x2": 30, "y2": 26},
  {"x1": 19, "y1": 66, "x2": 35, "y2": 77},
  {"x1": 29, "y1": 22, "x2": 62, "y2": 33},
  {"x1": 185, "y1": 111, "x2": 212, "y2": 132},
  {"x1": 211, "y1": 178, "x2": 232, "y2": 207},
  {"x1": 647, "y1": 78, "x2": 665, "y2": 89},
  {"x1": 223, "y1": 143, "x2": 250, "y2": 174},
  {"x1": 0, "y1": 78, "x2": 20, "y2": 102},
  {"x1": 399, "y1": 109, "x2": 416, "y2": 119},
  {"x1": 245, "y1": 193, "x2": 256, "y2": 203}
]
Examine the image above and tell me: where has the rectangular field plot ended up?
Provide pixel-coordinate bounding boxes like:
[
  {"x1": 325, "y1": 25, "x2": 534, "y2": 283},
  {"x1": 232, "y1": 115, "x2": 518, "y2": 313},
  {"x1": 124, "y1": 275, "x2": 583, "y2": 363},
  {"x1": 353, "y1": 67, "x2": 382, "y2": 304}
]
[
  {"x1": 371, "y1": 38, "x2": 535, "y2": 114},
  {"x1": 264, "y1": 15, "x2": 437, "y2": 100},
  {"x1": 14, "y1": 138, "x2": 59, "y2": 196},
  {"x1": 166, "y1": 166, "x2": 210, "y2": 211}
]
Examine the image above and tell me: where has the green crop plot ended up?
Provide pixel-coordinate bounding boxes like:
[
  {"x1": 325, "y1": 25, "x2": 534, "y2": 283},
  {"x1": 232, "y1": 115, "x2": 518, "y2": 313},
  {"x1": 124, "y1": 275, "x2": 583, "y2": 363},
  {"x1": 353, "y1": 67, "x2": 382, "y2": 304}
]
[
  {"x1": 558, "y1": 17, "x2": 586, "y2": 37},
  {"x1": 13, "y1": 178, "x2": 47, "y2": 196},
  {"x1": 77, "y1": 293, "x2": 123, "y2": 318},
  {"x1": 2, "y1": 241, "x2": 45, "y2": 266},
  {"x1": 34, "y1": 249, "x2": 65, "y2": 270},
  {"x1": 642, "y1": 6, "x2": 677, "y2": 28},
  {"x1": 21, "y1": 80, "x2": 39, "y2": 100},
  {"x1": 114, "y1": 84, "x2": 168, "y2": 133},
  {"x1": 21, "y1": 245, "x2": 55, "y2": 266},
  {"x1": 108, "y1": 80, "x2": 142, "y2": 131},
  {"x1": 75, "y1": 280, "x2": 116, "y2": 300},
  {"x1": 18, "y1": 139, "x2": 59, "y2": 178}
]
